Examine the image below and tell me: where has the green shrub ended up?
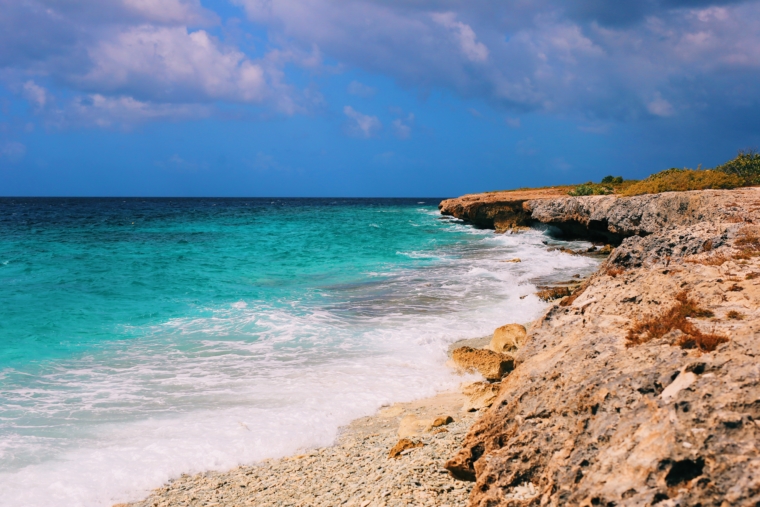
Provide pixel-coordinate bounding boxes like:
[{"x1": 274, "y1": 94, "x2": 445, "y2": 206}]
[
  {"x1": 622, "y1": 168, "x2": 741, "y2": 196},
  {"x1": 714, "y1": 149, "x2": 760, "y2": 186},
  {"x1": 568, "y1": 182, "x2": 613, "y2": 196},
  {"x1": 601, "y1": 175, "x2": 623, "y2": 184}
]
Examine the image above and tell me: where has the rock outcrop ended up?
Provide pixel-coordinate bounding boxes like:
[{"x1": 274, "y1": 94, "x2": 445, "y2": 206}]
[
  {"x1": 452, "y1": 346, "x2": 516, "y2": 381},
  {"x1": 440, "y1": 187, "x2": 760, "y2": 244},
  {"x1": 444, "y1": 187, "x2": 760, "y2": 506}
]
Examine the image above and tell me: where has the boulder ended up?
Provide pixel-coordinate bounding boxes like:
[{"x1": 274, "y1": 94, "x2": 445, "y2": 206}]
[
  {"x1": 461, "y1": 381, "x2": 500, "y2": 411},
  {"x1": 432, "y1": 415, "x2": 454, "y2": 427},
  {"x1": 388, "y1": 438, "x2": 423, "y2": 459},
  {"x1": 490, "y1": 323, "x2": 527, "y2": 353},
  {"x1": 451, "y1": 346, "x2": 515, "y2": 381}
]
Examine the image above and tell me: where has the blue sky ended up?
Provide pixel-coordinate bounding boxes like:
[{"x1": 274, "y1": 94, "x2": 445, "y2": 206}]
[{"x1": 1, "y1": 0, "x2": 759, "y2": 196}]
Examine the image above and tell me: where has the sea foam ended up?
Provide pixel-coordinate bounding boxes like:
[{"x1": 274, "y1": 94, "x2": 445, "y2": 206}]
[{"x1": 0, "y1": 201, "x2": 599, "y2": 507}]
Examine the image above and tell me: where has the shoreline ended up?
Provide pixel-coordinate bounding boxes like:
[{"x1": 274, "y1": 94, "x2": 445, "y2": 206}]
[
  {"x1": 116, "y1": 217, "x2": 597, "y2": 507},
  {"x1": 118, "y1": 388, "x2": 482, "y2": 507},
  {"x1": 118, "y1": 332, "x2": 526, "y2": 506}
]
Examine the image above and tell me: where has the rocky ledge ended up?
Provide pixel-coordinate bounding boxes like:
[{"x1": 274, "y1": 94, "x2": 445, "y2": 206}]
[
  {"x1": 443, "y1": 187, "x2": 760, "y2": 506},
  {"x1": 440, "y1": 187, "x2": 757, "y2": 243}
]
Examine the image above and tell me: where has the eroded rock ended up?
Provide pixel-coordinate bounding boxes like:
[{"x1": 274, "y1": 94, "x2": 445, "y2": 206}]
[
  {"x1": 446, "y1": 187, "x2": 760, "y2": 506},
  {"x1": 451, "y1": 347, "x2": 514, "y2": 381},
  {"x1": 490, "y1": 324, "x2": 527, "y2": 353},
  {"x1": 461, "y1": 381, "x2": 500, "y2": 412}
]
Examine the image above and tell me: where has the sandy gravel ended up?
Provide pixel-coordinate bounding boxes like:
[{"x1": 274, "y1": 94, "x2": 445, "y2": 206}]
[{"x1": 119, "y1": 391, "x2": 477, "y2": 507}]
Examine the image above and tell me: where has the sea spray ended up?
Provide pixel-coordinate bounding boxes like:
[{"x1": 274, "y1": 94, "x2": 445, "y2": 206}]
[{"x1": 0, "y1": 198, "x2": 599, "y2": 506}]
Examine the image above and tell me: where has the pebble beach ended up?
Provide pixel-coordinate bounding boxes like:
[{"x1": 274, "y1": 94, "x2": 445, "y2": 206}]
[{"x1": 120, "y1": 391, "x2": 481, "y2": 507}]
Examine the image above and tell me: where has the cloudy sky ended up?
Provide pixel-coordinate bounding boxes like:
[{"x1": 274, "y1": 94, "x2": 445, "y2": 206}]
[{"x1": 1, "y1": 0, "x2": 759, "y2": 196}]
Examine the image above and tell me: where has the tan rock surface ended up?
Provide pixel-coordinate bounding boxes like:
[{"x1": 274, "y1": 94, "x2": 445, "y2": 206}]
[
  {"x1": 451, "y1": 346, "x2": 515, "y2": 381},
  {"x1": 490, "y1": 324, "x2": 527, "y2": 353},
  {"x1": 439, "y1": 188, "x2": 570, "y2": 232},
  {"x1": 461, "y1": 381, "x2": 500, "y2": 412},
  {"x1": 388, "y1": 438, "x2": 424, "y2": 458},
  {"x1": 446, "y1": 187, "x2": 760, "y2": 506}
]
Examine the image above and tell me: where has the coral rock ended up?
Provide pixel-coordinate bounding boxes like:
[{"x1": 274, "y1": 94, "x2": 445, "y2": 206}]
[
  {"x1": 451, "y1": 347, "x2": 514, "y2": 381},
  {"x1": 490, "y1": 323, "x2": 527, "y2": 353}
]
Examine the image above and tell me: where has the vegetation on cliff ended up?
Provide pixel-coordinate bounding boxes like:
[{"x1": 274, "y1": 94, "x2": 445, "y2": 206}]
[
  {"x1": 566, "y1": 149, "x2": 759, "y2": 197},
  {"x1": 621, "y1": 168, "x2": 741, "y2": 196}
]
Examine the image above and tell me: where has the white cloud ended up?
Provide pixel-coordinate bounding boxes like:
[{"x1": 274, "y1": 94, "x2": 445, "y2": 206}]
[
  {"x1": 121, "y1": 0, "x2": 215, "y2": 24},
  {"x1": 4, "y1": 0, "x2": 760, "y2": 131},
  {"x1": 432, "y1": 12, "x2": 489, "y2": 62},
  {"x1": 343, "y1": 105, "x2": 381, "y2": 138},
  {"x1": 67, "y1": 94, "x2": 213, "y2": 127},
  {"x1": 22, "y1": 81, "x2": 48, "y2": 109},
  {"x1": 647, "y1": 92, "x2": 674, "y2": 117},
  {"x1": 82, "y1": 26, "x2": 266, "y2": 103},
  {"x1": 347, "y1": 80, "x2": 376, "y2": 98},
  {"x1": 392, "y1": 113, "x2": 414, "y2": 139}
]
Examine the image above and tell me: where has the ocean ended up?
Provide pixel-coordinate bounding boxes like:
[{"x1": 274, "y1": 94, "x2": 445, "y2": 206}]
[{"x1": 0, "y1": 198, "x2": 600, "y2": 506}]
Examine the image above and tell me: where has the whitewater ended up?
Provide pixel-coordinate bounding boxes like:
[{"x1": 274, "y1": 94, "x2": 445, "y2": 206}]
[{"x1": 0, "y1": 198, "x2": 599, "y2": 507}]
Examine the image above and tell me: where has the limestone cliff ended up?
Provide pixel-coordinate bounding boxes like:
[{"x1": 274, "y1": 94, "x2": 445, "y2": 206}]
[
  {"x1": 443, "y1": 187, "x2": 760, "y2": 506},
  {"x1": 440, "y1": 188, "x2": 756, "y2": 243}
]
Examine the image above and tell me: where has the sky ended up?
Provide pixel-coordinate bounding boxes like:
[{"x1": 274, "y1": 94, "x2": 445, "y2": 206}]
[{"x1": 1, "y1": 0, "x2": 759, "y2": 196}]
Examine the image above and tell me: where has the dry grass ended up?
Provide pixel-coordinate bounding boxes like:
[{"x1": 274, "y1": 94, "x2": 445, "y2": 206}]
[
  {"x1": 747, "y1": 272, "x2": 760, "y2": 280},
  {"x1": 686, "y1": 253, "x2": 730, "y2": 266},
  {"x1": 626, "y1": 291, "x2": 727, "y2": 352},
  {"x1": 734, "y1": 227, "x2": 760, "y2": 260},
  {"x1": 728, "y1": 283, "x2": 744, "y2": 292},
  {"x1": 690, "y1": 228, "x2": 760, "y2": 265},
  {"x1": 622, "y1": 169, "x2": 741, "y2": 196},
  {"x1": 727, "y1": 310, "x2": 745, "y2": 320}
]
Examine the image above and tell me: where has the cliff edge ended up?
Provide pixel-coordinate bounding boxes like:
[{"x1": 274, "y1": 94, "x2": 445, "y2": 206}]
[{"x1": 443, "y1": 187, "x2": 760, "y2": 506}]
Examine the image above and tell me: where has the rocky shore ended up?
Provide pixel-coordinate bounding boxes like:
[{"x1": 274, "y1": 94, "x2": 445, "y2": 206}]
[
  {"x1": 442, "y1": 187, "x2": 760, "y2": 506},
  {"x1": 123, "y1": 187, "x2": 760, "y2": 507}
]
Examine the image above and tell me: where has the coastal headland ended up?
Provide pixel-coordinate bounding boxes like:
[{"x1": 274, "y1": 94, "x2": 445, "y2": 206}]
[{"x1": 124, "y1": 187, "x2": 760, "y2": 507}]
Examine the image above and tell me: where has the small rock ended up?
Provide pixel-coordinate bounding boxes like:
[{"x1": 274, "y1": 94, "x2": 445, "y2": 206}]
[
  {"x1": 451, "y1": 346, "x2": 515, "y2": 381},
  {"x1": 431, "y1": 416, "x2": 454, "y2": 427}
]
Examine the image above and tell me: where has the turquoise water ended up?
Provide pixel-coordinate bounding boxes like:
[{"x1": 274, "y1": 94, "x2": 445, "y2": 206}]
[{"x1": 0, "y1": 198, "x2": 599, "y2": 506}]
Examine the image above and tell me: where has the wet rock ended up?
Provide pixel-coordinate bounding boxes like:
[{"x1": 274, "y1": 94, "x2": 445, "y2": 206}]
[
  {"x1": 451, "y1": 347, "x2": 514, "y2": 381},
  {"x1": 536, "y1": 286, "x2": 571, "y2": 301}
]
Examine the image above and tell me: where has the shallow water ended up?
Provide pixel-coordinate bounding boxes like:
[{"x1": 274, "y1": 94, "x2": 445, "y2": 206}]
[{"x1": 0, "y1": 198, "x2": 600, "y2": 506}]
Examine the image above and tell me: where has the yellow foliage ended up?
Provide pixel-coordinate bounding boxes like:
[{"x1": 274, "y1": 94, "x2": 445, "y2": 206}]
[{"x1": 621, "y1": 169, "x2": 741, "y2": 196}]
